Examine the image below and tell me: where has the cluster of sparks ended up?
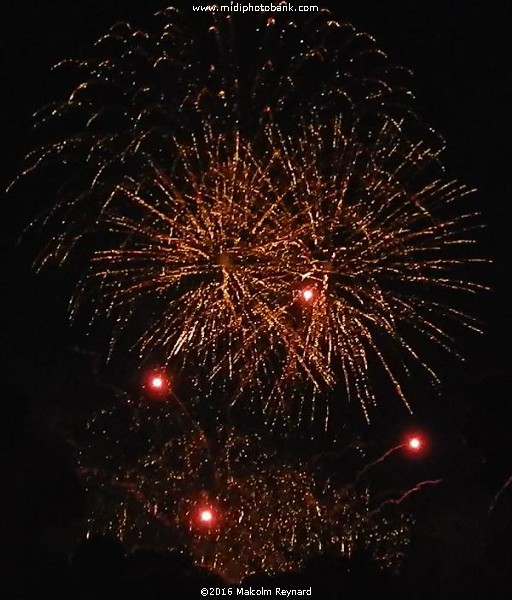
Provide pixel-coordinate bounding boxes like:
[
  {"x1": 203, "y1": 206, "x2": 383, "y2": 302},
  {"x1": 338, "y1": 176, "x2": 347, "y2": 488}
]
[
  {"x1": 68, "y1": 118, "x2": 482, "y2": 421},
  {"x1": 16, "y1": 7, "x2": 483, "y2": 420},
  {"x1": 17, "y1": 7, "x2": 419, "y2": 268},
  {"x1": 80, "y1": 403, "x2": 411, "y2": 582},
  {"x1": 16, "y1": 5, "x2": 484, "y2": 579}
]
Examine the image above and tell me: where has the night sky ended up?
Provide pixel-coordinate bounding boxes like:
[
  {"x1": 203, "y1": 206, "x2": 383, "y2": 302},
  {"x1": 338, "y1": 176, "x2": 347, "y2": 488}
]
[{"x1": 2, "y1": 0, "x2": 512, "y2": 597}]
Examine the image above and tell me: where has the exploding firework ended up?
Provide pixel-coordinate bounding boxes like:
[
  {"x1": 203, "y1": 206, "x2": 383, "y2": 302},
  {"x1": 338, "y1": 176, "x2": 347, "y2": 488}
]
[
  {"x1": 15, "y1": 7, "x2": 419, "y2": 264},
  {"x1": 15, "y1": 7, "x2": 484, "y2": 420},
  {"x1": 69, "y1": 118, "x2": 483, "y2": 420},
  {"x1": 80, "y1": 415, "x2": 411, "y2": 582},
  {"x1": 73, "y1": 126, "x2": 329, "y2": 394},
  {"x1": 263, "y1": 119, "x2": 485, "y2": 419}
]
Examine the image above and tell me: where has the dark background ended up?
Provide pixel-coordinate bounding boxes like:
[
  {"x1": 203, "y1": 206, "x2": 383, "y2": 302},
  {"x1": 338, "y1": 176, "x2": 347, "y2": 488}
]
[{"x1": 2, "y1": 1, "x2": 511, "y2": 597}]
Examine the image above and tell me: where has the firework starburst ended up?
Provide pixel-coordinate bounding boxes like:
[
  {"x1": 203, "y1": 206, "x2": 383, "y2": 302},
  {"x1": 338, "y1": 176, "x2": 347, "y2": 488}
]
[
  {"x1": 70, "y1": 119, "x2": 483, "y2": 420},
  {"x1": 14, "y1": 8, "x2": 484, "y2": 419}
]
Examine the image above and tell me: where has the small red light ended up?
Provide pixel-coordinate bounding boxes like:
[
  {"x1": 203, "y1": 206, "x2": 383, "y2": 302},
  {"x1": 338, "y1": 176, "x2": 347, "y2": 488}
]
[
  {"x1": 144, "y1": 371, "x2": 170, "y2": 395},
  {"x1": 408, "y1": 436, "x2": 422, "y2": 451},
  {"x1": 301, "y1": 288, "x2": 315, "y2": 302},
  {"x1": 151, "y1": 376, "x2": 164, "y2": 390},
  {"x1": 199, "y1": 509, "x2": 214, "y2": 523}
]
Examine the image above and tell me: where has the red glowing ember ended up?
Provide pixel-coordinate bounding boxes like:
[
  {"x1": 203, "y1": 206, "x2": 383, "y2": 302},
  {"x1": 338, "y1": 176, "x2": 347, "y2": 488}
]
[
  {"x1": 407, "y1": 436, "x2": 423, "y2": 451},
  {"x1": 144, "y1": 371, "x2": 170, "y2": 395},
  {"x1": 199, "y1": 509, "x2": 214, "y2": 523},
  {"x1": 301, "y1": 288, "x2": 315, "y2": 302},
  {"x1": 190, "y1": 503, "x2": 218, "y2": 531},
  {"x1": 150, "y1": 376, "x2": 164, "y2": 390}
]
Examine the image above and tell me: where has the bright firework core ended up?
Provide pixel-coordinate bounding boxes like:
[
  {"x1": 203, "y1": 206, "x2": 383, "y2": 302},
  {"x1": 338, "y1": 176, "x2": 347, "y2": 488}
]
[
  {"x1": 146, "y1": 372, "x2": 170, "y2": 394},
  {"x1": 407, "y1": 436, "x2": 422, "y2": 451},
  {"x1": 151, "y1": 376, "x2": 164, "y2": 389},
  {"x1": 301, "y1": 288, "x2": 315, "y2": 303},
  {"x1": 198, "y1": 508, "x2": 214, "y2": 524}
]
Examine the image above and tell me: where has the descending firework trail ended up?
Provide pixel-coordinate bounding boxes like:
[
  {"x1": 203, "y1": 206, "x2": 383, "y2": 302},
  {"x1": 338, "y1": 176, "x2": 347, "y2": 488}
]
[
  {"x1": 80, "y1": 413, "x2": 411, "y2": 582},
  {"x1": 72, "y1": 118, "x2": 483, "y2": 419}
]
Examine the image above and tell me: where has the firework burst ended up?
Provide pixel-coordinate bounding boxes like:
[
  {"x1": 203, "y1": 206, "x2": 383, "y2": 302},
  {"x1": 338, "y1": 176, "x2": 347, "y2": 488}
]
[
  {"x1": 70, "y1": 118, "x2": 483, "y2": 420},
  {"x1": 14, "y1": 7, "x2": 485, "y2": 420},
  {"x1": 14, "y1": 8, "x2": 418, "y2": 263},
  {"x1": 263, "y1": 119, "x2": 485, "y2": 419},
  {"x1": 74, "y1": 125, "x2": 332, "y2": 401}
]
